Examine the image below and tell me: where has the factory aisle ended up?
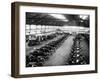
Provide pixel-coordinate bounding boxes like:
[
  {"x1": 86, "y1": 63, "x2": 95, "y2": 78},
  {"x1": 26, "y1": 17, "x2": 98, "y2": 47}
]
[{"x1": 44, "y1": 35, "x2": 75, "y2": 66}]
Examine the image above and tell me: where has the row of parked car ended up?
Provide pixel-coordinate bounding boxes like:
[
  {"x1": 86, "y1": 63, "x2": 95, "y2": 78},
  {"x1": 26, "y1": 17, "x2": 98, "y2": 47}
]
[
  {"x1": 27, "y1": 33, "x2": 63, "y2": 46},
  {"x1": 66, "y1": 34, "x2": 89, "y2": 65},
  {"x1": 26, "y1": 33, "x2": 69, "y2": 67}
]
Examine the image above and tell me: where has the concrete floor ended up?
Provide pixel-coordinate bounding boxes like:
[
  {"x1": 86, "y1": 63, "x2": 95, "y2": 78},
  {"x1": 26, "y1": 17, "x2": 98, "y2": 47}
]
[{"x1": 44, "y1": 35, "x2": 75, "y2": 66}]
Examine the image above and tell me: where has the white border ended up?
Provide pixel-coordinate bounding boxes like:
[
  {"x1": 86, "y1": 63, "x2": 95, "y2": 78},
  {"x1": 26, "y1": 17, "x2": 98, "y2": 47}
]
[{"x1": 19, "y1": 6, "x2": 95, "y2": 75}]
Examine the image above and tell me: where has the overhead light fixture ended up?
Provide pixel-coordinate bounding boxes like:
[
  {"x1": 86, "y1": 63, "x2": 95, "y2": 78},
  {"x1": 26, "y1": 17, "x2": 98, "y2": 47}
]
[
  {"x1": 50, "y1": 14, "x2": 68, "y2": 22},
  {"x1": 79, "y1": 15, "x2": 88, "y2": 20}
]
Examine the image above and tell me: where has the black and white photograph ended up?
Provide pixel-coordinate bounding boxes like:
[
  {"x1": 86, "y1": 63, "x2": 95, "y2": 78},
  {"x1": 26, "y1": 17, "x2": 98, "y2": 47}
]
[
  {"x1": 11, "y1": 2, "x2": 97, "y2": 77},
  {"x1": 25, "y1": 12, "x2": 90, "y2": 67}
]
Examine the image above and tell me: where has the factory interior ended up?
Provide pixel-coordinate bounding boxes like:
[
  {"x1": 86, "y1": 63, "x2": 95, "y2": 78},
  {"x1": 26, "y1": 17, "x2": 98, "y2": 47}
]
[{"x1": 25, "y1": 12, "x2": 90, "y2": 67}]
